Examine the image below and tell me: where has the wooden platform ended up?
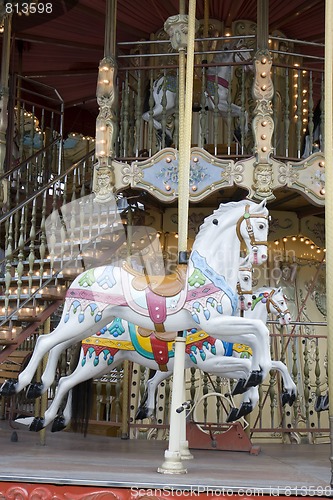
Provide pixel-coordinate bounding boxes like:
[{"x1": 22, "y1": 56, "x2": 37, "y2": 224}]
[{"x1": 0, "y1": 421, "x2": 332, "y2": 498}]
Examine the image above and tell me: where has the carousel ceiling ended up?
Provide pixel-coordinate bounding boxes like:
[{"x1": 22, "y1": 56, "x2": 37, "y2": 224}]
[
  {"x1": 0, "y1": 1, "x2": 326, "y2": 217},
  {"x1": 0, "y1": 0, "x2": 325, "y2": 136}
]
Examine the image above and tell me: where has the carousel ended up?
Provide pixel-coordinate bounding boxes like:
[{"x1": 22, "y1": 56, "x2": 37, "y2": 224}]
[{"x1": 0, "y1": 0, "x2": 332, "y2": 498}]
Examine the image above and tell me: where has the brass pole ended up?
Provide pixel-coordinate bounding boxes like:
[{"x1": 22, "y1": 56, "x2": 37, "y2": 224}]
[
  {"x1": 324, "y1": 0, "x2": 333, "y2": 487},
  {"x1": 178, "y1": 0, "x2": 196, "y2": 262}
]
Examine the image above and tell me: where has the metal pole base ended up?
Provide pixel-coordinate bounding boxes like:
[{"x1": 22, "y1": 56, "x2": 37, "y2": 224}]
[
  {"x1": 180, "y1": 440, "x2": 194, "y2": 460},
  {"x1": 157, "y1": 450, "x2": 187, "y2": 474}
]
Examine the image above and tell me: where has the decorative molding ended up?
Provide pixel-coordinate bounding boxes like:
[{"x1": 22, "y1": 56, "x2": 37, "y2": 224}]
[{"x1": 281, "y1": 152, "x2": 325, "y2": 206}]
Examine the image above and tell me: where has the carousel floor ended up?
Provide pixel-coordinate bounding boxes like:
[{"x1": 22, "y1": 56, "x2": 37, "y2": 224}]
[{"x1": 0, "y1": 421, "x2": 332, "y2": 496}]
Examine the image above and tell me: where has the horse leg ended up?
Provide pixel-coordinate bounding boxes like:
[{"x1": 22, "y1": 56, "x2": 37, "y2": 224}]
[
  {"x1": 26, "y1": 338, "x2": 80, "y2": 399},
  {"x1": 194, "y1": 315, "x2": 272, "y2": 388},
  {"x1": 142, "y1": 91, "x2": 176, "y2": 146},
  {"x1": 271, "y1": 360, "x2": 297, "y2": 406},
  {"x1": 30, "y1": 351, "x2": 124, "y2": 431},
  {"x1": 227, "y1": 386, "x2": 259, "y2": 422},
  {"x1": 135, "y1": 370, "x2": 172, "y2": 420},
  {"x1": 0, "y1": 303, "x2": 114, "y2": 396}
]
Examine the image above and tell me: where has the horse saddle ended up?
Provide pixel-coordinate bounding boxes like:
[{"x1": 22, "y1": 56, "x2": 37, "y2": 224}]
[{"x1": 123, "y1": 262, "x2": 187, "y2": 297}]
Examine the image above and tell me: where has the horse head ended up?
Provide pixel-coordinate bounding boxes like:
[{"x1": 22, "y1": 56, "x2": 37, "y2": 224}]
[
  {"x1": 267, "y1": 287, "x2": 292, "y2": 325},
  {"x1": 237, "y1": 255, "x2": 253, "y2": 311},
  {"x1": 236, "y1": 199, "x2": 269, "y2": 266},
  {"x1": 231, "y1": 38, "x2": 253, "y2": 72}
]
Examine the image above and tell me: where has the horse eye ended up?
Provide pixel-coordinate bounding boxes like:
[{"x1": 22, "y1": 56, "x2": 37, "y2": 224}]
[
  {"x1": 244, "y1": 277, "x2": 249, "y2": 281},
  {"x1": 213, "y1": 219, "x2": 218, "y2": 225},
  {"x1": 258, "y1": 223, "x2": 264, "y2": 229}
]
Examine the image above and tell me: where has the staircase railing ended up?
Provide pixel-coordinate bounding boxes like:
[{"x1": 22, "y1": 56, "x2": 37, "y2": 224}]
[{"x1": 0, "y1": 149, "x2": 96, "y2": 340}]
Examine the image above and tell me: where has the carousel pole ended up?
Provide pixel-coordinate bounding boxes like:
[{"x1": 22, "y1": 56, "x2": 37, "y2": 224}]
[
  {"x1": 158, "y1": 0, "x2": 197, "y2": 474},
  {"x1": 324, "y1": 0, "x2": 333, "y2": 487}
]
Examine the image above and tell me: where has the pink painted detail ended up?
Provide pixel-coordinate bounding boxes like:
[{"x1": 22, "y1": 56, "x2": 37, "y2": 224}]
[
  {"x1": 186, "y1": 284, "x2": 221, "y2": 302},
  {"x1": 206, "y1": 73, "x2": 229, "y2": 89},
  {"x1": 145, "y1": 288, "x2": 167, "y2": 325},
  {"x1": 66, "y1": 288, "x2": 127, "y2": 306}
]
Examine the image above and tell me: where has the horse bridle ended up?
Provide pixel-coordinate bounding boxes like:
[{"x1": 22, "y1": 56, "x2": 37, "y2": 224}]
[
  {"x1": 252, "y1": 289, "x2": 290, "y2": 320},
  {"x1": 232, "y1": 44, "x2": 251, "y2": 64},
  {"x1": 236, "y1": 204, "x2": 269, "y2": 253}
]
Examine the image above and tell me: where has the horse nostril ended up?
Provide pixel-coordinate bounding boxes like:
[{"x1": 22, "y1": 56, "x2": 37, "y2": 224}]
[{"x1": 262, "y1": 254, "x2": 267, "y2": 260}]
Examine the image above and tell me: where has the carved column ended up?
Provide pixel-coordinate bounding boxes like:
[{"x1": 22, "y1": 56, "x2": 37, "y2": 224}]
[
  {"x1": 251, "y1": 0, "x2": 275, "y2": 201},
  {"x1": 324, "y1": 0, "x2": 333, "y2": 488},
  {"x1": 0, "y1": 10, "x2": 12, "y2": 206},
  {"x1": 93, "y1": 0, "x2": 118, "y2": 203}
]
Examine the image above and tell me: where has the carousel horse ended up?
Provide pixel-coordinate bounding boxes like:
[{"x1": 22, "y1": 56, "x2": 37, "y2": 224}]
[
  {"x1": 134, "y1": 286, "x2": 296, "y2": 424},
  {"x1": 14, "y1": 256, "x2": 256, "y2": 432},
  {"x1": 142, "y1": 38, "x2": 252, "y2": 146},
  {"x1": 301, "y1": 99, "x2": 322, "y2": 158},
  {"x1": 15, "y1": 285, "x2": 294, "y2": 432},
  {"x1": 1, "y1": 199, "x2": 271, "y2": 430}
]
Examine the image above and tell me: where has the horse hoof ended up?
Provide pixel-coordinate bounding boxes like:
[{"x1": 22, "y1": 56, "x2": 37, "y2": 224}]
[
  {"x1": 226, "y1": 407, "x2": 240, "y2": 423},
  {"x1": 26, "y1": 382, "x2": 44, "y2": 399},
  {"x1": 236, "y1": 402, "x2": 253, "y2": 419},
  {"x1": 281, "y1": 390, "x2": 291, "y2": 406},
  {"x1": 51, "y1": 416, "x2": 67, "y2": 432},
  {"x1": 29, "y1": 417, "x2": 45, "y2": 432},
  {"x1": 0, "y1": 379, "x2": 18, "y2": 396},
  {"x1": 135, "y1": 406, "x2": 149, "y2": 420},
  {"x1": 231, "y1": 379, "x2": 247, "y2": 395},
  {"x1": 245, "y1": 370, "x2": 263, "y2": 388}
]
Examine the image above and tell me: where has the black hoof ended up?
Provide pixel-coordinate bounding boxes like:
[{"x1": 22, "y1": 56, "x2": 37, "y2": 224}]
[
  {"x1": 29, "y1": 417, "x2": 45, "y2": 432},
  {"x1": 26, "y1": 382, "x2": 44, "y2": 399},
  {"x1": 314, "y1": 394, "x2": 329, "y2": 412},
  {"x1": 135, "y1": 406, "x2": 149, "y2": 420},
  {"x1": 231, "y1": 379, "x2": 247, "y2": 395},
  {"x1": 282, "y1": 391, "x2": 296, "y2": 407},
  {"x1": 226, "y1": 407, "x2": 240, "y2": 423},
  {"x1": 51, "y1": 416, "x2": 67, "y2": 433},
  {"x1": 0, "y1": 379, "x2": 18, "y2": 397},
  {"x1": 245, "y1": 370, "x2": 263, "y2": 388},
  {"x1": 236, "y1": 402, "x2": 253, "y2": 419}
]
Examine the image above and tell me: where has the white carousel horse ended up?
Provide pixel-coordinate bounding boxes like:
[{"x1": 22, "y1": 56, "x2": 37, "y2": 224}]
[
  {"x1": 134, "y1": 286, "x2": 296, "y2": 425},
  {"x1": 1, "y1": 199, "x2": 271, "y2": 426},
  {"x1": 17, "y1": 286, "x2": 294, "y2": 432},
  {"x1": 142, "y1": 38, "x2": 252, "y2": 146},
  {"x1": 14, "y1": 257, "x2": 256, "y2": 432}
]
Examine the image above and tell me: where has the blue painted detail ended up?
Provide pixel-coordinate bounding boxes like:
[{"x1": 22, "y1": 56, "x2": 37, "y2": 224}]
[
  {"x1": 107, "y1": 356, "x2": 114, "y2": 365},
  {"x1": 88, "y1": 347, "x2": 95, "y2": 358},
  {"x1": 192, "y1": 312, "x2": 200, "y2": 324},
  {"x1": 81, "y1": 357, "x2": 86, "y2": 366},
  {"x1": 223, "y1": 341, "x2": 234, "y2": 357},
  {"x1": 204, "y1": 308, "x2": 210, "y2": 320},
  {"x1": 93, "y1": 357, "x2": 99, "y2": 366},
  {"x1": 211, "y1": 344, "x2": 216, "y2": 355},
  {"x1": 78, "y1": 312, "x2": 85, "y2": 323},
  {"x1": 108, "y1": 317, "x2": 125, "y2": 337},
  {"x1": 103, "y1": 349, "x2": 109, "y2": 360},
  {"x1": 190, "y1": 250, "x2": 238, "y2": 315},
  {"x1": 97, "y1": 267, "x2": 116, "y2": 289},
  {"x1": 217, "y1": 303, "x2": 223, "y2": 314},
  {"x1": 200, "y1": 349, "x2": 206, "y2": 361},
  {"x1": 189, "y1": 352, "x2": 198, "y2": 364},
  {"x1": 64, "y1": 313, "x2": 69, "y2": 323},
  {"x1": 95, "y1": 312, "x2": 102, "y2": 322},
  {"x1": 89, "y1": 303, "x2": 98, "y2": 315}
]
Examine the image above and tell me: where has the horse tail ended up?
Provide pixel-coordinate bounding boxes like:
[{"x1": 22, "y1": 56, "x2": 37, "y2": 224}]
[{"x1": 71, "y1": 378, "x2": 93, "y2": 437}]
